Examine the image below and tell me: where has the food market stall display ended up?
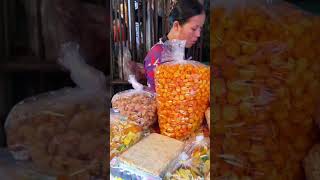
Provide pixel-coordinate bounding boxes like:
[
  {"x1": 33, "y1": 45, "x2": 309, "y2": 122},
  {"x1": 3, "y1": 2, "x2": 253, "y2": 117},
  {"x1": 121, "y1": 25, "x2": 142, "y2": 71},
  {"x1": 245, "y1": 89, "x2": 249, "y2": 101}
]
[
  {"x1": 109, "y1": 39, "x2": 211, "y2": 180},
  {"x1": 109, "y1": 1, "x2": 320, "y2": 179}
]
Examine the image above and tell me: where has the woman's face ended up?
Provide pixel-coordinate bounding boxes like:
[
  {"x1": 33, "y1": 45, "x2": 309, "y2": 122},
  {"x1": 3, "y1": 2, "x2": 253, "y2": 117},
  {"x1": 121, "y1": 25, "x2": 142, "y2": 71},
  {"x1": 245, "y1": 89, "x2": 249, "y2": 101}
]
[{"x1": 176, "y1": 12, "x2": 206, "y2": 48}]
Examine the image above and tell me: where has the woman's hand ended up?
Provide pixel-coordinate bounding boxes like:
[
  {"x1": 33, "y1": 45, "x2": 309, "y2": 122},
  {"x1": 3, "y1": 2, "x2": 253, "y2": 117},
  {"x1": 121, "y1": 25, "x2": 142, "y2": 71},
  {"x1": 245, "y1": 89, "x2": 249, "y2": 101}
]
[{"x1": 126, "y1": 61, "x2": 146, "y2": 84}]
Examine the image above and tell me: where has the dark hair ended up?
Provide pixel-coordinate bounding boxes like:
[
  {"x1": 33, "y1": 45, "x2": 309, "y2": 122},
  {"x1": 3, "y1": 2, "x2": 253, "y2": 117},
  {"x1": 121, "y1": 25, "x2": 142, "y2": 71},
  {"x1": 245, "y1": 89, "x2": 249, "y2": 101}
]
[{"x1": 169, "y1": 0, "x2": 204, "y2": 28}]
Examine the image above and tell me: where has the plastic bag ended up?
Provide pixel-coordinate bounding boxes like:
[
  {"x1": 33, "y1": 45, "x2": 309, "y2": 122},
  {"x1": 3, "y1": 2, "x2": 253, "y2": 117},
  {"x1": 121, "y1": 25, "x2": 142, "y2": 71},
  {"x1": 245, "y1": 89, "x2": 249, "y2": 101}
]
[
  {"x1": 110, "y1": 133, "x2": 185, "y2": 180},
  {"x1": 0, "y1": 148, "x2": 106, "y2": 180},
  {"x1": 155, "y1": 39, "x2": 210, "y2": 140},
  {"x1": 111, "y1": 75, "x2": 157, "y2": 128},
  {"x1": 211, "y1": 1, "x2": 320, "y2": 179},
  {"x1": 110, "y1": 109, "x2": 144, "y2": 159},
  {"x1": 5, "y1": 42, "x2": 107, "y2": 176},
  {"x1": 304, "y1": 144, "x2": 320, "y2": 180},
  {"x1": 165, "y1": 135, "x2": 210, "y2": 180},
  {"x1": 0, "y1": 149, "x2": 56, "y2": 180},
  {"x1": 58, "y1": 42, "x2": 106, "y2": 92},
  {"x1": 164, "y1": 153, "x2": 196, "y2": 180}
]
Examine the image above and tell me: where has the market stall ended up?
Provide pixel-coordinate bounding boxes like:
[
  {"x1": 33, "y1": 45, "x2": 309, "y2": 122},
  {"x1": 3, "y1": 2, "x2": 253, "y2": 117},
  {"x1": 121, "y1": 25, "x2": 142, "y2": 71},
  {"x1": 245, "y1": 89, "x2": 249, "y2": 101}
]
[
  {"x1": 109, "y1": 0, "x2": 211, "y2": 178},
  {"x1": 110, "y1": 34, "x2": 211, "y2": 179},
  {"x1": 109, "y1": 0, "x2": 320, "y2": 180}
]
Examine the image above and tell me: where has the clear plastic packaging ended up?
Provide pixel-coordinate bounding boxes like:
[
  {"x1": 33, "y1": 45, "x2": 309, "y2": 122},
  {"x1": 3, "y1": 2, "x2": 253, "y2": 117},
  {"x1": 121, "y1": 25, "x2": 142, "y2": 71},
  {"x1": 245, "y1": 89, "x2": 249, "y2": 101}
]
[
  {"x1": 110, "y1": 109, "x2": 144, "y2": 159},
  {"x1": 112, "y1": 75, "x2": 157, "y2": 128},
  {"x1": 211, "y1": 1, "x2": 320, "y2": 179},
  {"x1": 5, "y1": 42, "x2": 107, "y2": 176},
  {"x1": 165, "y1": 135, "x2": 210, "y2": 180},
  {"x1": 110, "y1": 133, "x2": 185, "y2": 180},
  {"x1": 155, "y1": 40, "x2": 210, "y2": 140},
  {"x1": 0, "y1": 149, "x2": 56, "y2": 180}
]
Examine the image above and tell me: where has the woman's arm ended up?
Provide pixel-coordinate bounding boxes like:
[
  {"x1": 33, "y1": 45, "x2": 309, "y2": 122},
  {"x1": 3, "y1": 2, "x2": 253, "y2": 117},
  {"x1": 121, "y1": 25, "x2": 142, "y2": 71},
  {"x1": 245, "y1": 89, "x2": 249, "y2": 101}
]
[{"x1": 143, "y1": 44, "x2": 164, "y2": 92}]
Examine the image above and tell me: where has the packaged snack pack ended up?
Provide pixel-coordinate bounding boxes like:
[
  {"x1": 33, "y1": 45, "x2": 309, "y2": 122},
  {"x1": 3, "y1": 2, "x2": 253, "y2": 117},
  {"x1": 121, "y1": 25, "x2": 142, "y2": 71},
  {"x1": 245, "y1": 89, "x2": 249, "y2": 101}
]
[
  {"x1": 155, "y1": 40, "x2": 210, "y2": 140},
  {"x1": 112, "y1": 75, "x2": 157, "y2": 129},
  {"x1": 165, "y1": 135, "x2": 210, "y2": 180},
  {"x1": 110, "y1": 133, "x2": 185, "y2": 179},
  {"x1": 110, "y1": 110, "x2": 144, "y2": 159},
  {"x1": 5, "y1": 42, "x2": 107, "y2": 176}
]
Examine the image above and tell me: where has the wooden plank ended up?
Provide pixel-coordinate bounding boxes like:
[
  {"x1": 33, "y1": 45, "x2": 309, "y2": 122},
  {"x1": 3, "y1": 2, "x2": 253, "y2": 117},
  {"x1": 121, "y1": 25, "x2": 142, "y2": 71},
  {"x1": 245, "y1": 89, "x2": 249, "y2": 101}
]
[
  {"x1": 0, "y1": 56, "x2": 62, "y2": 72},
  {"x1": 128, "y1": 0, "x2": 134, "y2": 57},
  {"x1": 3, "y1": 0, "x2": 9, "y2": 59},
  {"x1": 118, "y1": 0, "x2": 124, "y2": 80},
  {"x1": 154, "y1": 0, "x2": 158, "y2": 42},
  {"x1": 0, "y1": 0, "x2": 3, "y2": 60},
  {"x1": 36, "y1": 0, "x2": 45, "y2": 59},
  {"x1": 124, "y1": 0, "x2": 130, "y2": 48},
  {"x1": 149, "y1": 0, "x2": 154, "y2": 46},
  {"x1": 8, "y1": 0, "x2": 16, "y2": 57},
  {"x1": 130, "y1": 0, "x2": 136, "y2": 61},
  {"x1": 24, "y1": 0, "x2": 39, "y2": 58},
  {"x1": 111, "y1": 80, "x2": 130, "y2": 85},
  {"x1": 138, "y1": 0, "x2": 142, "y2": 56},
  {"x1": 162, "y1": 0, "x2": 166, "y2": 37},
  {"x1": 142, "y1": 0, "x2": 146, "y2": 59},
  {"x1": 110, "y1": 0, "x2": 114, "y2": 82}
]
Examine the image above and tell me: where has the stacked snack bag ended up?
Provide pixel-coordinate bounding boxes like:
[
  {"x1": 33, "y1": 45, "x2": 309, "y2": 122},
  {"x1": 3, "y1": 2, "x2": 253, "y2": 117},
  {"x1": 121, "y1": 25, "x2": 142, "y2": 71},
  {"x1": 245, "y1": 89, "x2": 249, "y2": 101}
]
[
  {"x1": 110, "y1": 133, "x2": 185, "y2": 180},
  {"x1": 110, "y1": 110, "x2": 144, "y2": 159},
  {"x1": 110, "y1": 74, "x2": 158, "y2": 160},
  {"x1": 112, "y1": 75, "x2": 157, "y2": 129},
  {"x1": 5, "y1": 43, "x2": 107, "y2": 177},
  {"x1": 155, "y1": 40, "x2": 210, "y2": 140},
  {"x1": 109, "y1": 40, "x2": 210, "y2": 179},
  {"x1": 165, "y1": 135, "x2": 210, "y2": 180}
]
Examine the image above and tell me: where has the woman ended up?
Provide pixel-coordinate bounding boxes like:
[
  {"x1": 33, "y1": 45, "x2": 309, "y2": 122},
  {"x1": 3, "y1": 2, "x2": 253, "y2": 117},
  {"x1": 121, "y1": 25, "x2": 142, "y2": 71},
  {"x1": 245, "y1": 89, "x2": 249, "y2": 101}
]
[{"x1": 144, "y1": 0, "x2": 206, "y2": 92}]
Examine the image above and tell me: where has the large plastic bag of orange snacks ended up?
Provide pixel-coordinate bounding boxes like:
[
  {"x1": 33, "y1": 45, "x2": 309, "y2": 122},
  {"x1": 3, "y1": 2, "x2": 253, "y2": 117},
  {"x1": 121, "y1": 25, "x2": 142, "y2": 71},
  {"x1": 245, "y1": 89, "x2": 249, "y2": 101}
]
[
  {"x1": 111, "y1": 75, "x2": 157, "y2": 129},
  {"x1": 155, "y1": 39, "x2": 210, "y2": 140},
  {"x1": 211, "y1": 0, "x2": 320, "y2": 179}
]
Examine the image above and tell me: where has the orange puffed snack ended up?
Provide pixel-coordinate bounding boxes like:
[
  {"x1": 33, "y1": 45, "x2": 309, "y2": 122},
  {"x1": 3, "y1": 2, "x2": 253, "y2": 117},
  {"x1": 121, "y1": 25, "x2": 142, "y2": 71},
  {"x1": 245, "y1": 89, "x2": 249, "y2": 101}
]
[
  {"x1": 155, "y1": 62, "x2": 210, "y2": 140},
  {"x1": 211, "y1": 0, "x2": 320, "y2": 179}
]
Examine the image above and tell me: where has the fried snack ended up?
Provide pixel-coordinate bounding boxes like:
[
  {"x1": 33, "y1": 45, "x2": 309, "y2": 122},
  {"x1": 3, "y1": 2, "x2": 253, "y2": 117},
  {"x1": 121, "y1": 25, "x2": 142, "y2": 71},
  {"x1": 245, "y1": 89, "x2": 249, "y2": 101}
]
[{"x1": 155, "y1": 63, "x2": 210, "y2": 140}]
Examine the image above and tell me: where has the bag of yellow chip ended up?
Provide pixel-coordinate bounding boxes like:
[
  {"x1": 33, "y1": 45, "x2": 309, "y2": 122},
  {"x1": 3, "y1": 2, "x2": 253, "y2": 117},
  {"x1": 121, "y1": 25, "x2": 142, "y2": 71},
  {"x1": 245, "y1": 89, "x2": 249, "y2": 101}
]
[{"x1": 110, "y1": 110, "x2": 144, "y2": 159}]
